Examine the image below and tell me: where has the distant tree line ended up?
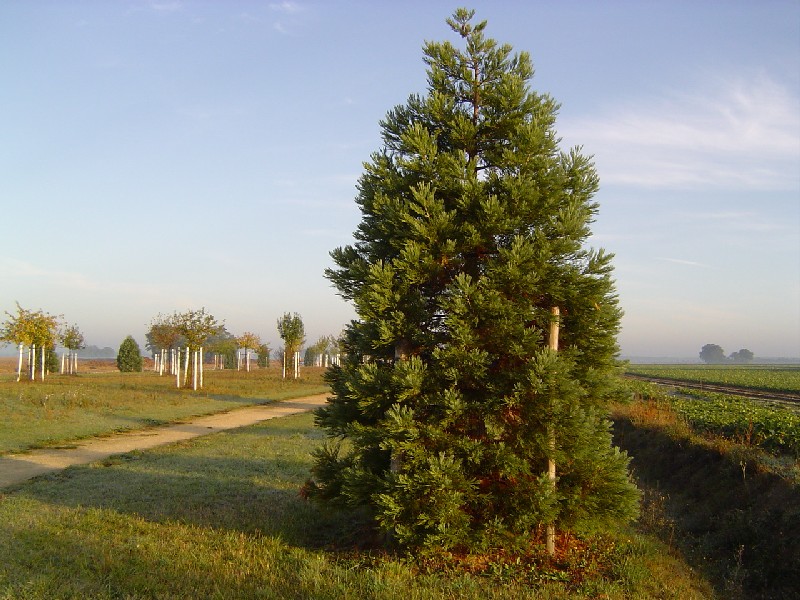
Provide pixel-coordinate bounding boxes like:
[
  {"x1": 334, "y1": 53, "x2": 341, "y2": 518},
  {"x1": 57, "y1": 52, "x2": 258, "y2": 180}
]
[{"x1": 699, "y1": 343, "x2": 754, "y2": 364}]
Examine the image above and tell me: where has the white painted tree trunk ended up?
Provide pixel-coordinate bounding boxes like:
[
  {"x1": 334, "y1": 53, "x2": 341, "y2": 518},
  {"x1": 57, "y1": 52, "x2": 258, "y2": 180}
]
[
  {"x1": 183, "y1": 348, "x2": 190, "y2": 386},
  {"x1": 192, "y1": 350, "x2": 198, "y2": 391},
  {"x1": 16, "y1": 343, "x2": 23, "y2": 382},
  {"x1": 199, "y1": 347, "x2": 204, "y2": 388},
  {"x1": 61, "y1": 353, "x2": 66, "y2": 374},
  {"x1": 176, "y1": 348, "x2": 181, "y2": 388},
  {"x1": 41, "y1": 345, "x2": 45, "y2": 381},
  {"x1": 30, "y1": 344, "x2": 36, "y2": 381},
  {"x1": 282, "y1": 351, "x2": 286, "y2": 379}
]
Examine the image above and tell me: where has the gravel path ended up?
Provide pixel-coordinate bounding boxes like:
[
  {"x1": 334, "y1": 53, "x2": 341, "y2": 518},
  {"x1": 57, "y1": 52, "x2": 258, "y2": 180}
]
[{"x1": 0, "y1": 394, "x2": 329, "y2": 489}]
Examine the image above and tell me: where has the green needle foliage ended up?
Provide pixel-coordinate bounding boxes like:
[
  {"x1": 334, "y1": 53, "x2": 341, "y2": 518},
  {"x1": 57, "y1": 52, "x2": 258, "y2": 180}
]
[
  {"x1": 308, "y1": 9, "x2": 639, "y2": 555},
  {"x1": 117, "y1": 335, "x2": 143, "y2": 373}
]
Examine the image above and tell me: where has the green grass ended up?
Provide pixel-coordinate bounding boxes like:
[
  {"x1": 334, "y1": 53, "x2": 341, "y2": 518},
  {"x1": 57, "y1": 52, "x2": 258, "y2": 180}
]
[
  {"x1": 625, "y1": 364, "x2": 800, "y2": 394},
  {"x1": 0, "y1": 412, "x2": 714, "y2": 599},
  {"x1": 0, "y1": 366, "x2": 328, "y2": 454}
]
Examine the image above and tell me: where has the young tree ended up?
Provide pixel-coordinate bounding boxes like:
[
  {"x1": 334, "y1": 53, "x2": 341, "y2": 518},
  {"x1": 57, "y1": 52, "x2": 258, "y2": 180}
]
[
  {"x1": 60, "y1": 323, "x2": 85, "y2": 375},
  {"x1": 208, "y1": 331, "x2": 238, "y2": 370},
  {"x1": 304, "y1": 334, "x2": 336, "y2": 367},
  {"x1": 277, "y1": 312, "x2": 305, "y2": 376},
  {"x1": 257, "y1": 343, "x2": 271, "y2": 368},
  {"x1": 307, "y1": 9, "x2": 638, "y2": 557},
  {"x1": 146, "y1": 314, "x2": 182, "y2": 375},
  {"x1": 0, "y1": 303, "x2": 60, "y2": 381},
  {"x1": 117, "y1": 335, "x2": 143, "y2": 372},
  {"x1": 174, "y1": 307, "x2": 221, "y2": 389},
  {"x1": 236, "y1": 331, "x2": 262, "y2": 372}
]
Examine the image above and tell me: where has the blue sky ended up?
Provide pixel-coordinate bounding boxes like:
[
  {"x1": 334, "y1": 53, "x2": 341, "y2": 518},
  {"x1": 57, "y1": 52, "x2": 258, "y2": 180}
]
[{"x1": 1, "y1": 1, "x2": 798, "y2": 358}]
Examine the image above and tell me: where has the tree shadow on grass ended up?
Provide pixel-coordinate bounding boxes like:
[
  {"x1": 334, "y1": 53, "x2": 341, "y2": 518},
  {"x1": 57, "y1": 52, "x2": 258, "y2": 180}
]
[
  {"x1": 0, "y1": 503, "x2": 333, "y2": 600},
  {"x1": 612, "y1": 416, "x2": 800, "y2": 600},
  {"x1": 12, "y1": 423, "x2": 364, "y2": 552}
]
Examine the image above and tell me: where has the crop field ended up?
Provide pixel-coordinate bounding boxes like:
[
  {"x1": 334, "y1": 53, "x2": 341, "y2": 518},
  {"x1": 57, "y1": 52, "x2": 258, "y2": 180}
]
[
  {"x1": 624, "y1": 376, "x2": 800, "y2": 459},
  {"x1": 625, "y1": 364, "x2": 800, "y2": 394},
  {"x1": 672, "y1": 392, "x2": 800, "y2": 457}
]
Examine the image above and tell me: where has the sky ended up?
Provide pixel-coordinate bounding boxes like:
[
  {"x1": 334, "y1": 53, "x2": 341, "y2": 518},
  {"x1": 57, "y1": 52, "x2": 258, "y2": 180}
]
[{"x1": 1, "y1": 0, "x2": 798, "y2": 359}]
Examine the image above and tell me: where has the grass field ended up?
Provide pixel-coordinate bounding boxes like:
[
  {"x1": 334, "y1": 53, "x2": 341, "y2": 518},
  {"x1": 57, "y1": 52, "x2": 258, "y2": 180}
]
[
  {"x1": 0, "y1": 410, "x2": 715, "y2": 599},
  {"x1": 0, "y1": 362, "x2": 718, "y2": 598},
  {"x1": 0, "y1": 361, "x2": 328, "y2": 454},
  {"x1": 625, "y1": 364, "x2": 800, "y2": 394}
]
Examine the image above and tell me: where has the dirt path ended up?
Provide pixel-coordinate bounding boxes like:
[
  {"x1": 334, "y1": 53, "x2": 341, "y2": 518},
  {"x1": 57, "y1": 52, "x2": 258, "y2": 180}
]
[{"x1": 0, "y1": 394, "x2": 329, "y2": 489}]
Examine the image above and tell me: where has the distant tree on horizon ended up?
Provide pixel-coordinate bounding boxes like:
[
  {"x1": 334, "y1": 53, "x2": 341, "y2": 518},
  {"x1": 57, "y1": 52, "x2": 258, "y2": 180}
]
[
  {"x1": 699, "y1": 343, "x2": 727, "y2": 364},
  {"x1": 730, "y1": 348, "x2": 754, "y2": 364}
]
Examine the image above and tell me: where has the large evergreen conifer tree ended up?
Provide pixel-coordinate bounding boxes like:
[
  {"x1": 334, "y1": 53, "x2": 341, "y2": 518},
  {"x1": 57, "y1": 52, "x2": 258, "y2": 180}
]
[{"x1": 309, "y1": 8, "x2": 639, "y2": 553}]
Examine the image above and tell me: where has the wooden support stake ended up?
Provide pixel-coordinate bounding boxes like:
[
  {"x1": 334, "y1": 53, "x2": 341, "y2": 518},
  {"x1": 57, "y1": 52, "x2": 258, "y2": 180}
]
[{"x1": 547, "y1": 306, "x2": 560, "y2": 557}]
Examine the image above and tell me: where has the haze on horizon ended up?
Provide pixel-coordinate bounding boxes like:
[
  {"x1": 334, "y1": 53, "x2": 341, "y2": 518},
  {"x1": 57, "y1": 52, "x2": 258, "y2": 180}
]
[{"x1": 1, "y1": 1, "x2": 798, "y2": 360}]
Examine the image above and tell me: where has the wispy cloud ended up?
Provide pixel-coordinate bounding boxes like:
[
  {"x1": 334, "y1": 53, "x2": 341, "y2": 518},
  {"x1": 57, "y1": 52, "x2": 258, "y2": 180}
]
[
  {"x1": 560, "y1": 73, "x2": 800, "y2": 191},
  {"x1": 656, "y1": 257, "x2": 708, "y2": 268},
  {"x1": 676, "y1": 210, "x2": 787, "y2": 234},
  {"x1": 149, "y1": 1, "x2": 182, "y2": 12},
  {"x1": 269, "y1": 1, "x2": 304, "y2": 14}
]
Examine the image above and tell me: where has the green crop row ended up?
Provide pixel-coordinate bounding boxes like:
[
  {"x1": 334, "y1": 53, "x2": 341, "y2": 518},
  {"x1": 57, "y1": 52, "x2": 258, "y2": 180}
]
[
  {"x1": 671, "y1": 393, "x2": 800, "y2": 457},
  {"x1": 625, "y1": 364, "x2": 800, "y2": 394}
]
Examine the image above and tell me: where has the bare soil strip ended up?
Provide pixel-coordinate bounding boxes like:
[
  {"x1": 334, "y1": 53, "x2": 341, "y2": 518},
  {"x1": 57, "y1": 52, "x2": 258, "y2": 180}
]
[{"x1": 0, "y1": 394, "x2": 329, "y2": 489}]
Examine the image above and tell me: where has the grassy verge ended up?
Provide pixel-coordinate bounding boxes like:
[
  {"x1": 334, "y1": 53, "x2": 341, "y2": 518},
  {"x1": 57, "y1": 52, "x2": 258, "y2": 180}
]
[
  {"x1": 612, "y1": 384, "x2": 800, "y2": 599},
  {"x1": 0, "y1": 412, "x2": 714, "y2": 599},
  {"x1": 0, "y1": 366, "x2": 328, "y2": 454}
]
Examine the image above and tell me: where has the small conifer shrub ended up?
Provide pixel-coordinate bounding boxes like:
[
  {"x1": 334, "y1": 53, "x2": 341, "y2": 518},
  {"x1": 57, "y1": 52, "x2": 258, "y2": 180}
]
[{"x1": 117, "y1": 335, "x2": 143, "y2": 373}]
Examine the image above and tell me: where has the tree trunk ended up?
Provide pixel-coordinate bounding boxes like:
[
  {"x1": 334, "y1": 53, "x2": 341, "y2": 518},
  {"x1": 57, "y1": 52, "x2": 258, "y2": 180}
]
[
  {"x1": 192, "y1": 349, "x2": 198, "y2": 390},
  {"x1": 176, "y1": 348, "x2": 181, "y2": 388},
  {"x1": 16, "y1": 343, "x2": 23, "y2": 382}
]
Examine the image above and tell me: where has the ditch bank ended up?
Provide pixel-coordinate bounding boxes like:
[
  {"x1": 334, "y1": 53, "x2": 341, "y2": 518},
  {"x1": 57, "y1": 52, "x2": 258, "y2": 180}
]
[{"x1": 612, "y1": 413, "x2": 799, "y2": 600}]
